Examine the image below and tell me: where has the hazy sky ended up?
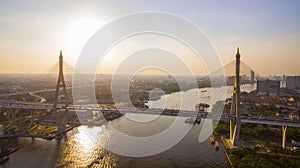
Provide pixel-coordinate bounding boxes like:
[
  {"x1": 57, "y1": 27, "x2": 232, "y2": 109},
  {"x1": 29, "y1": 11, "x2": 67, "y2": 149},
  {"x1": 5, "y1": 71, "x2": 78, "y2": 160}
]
[{"x1": 0, "y1": 0, "x2": 299, "y2": 75}]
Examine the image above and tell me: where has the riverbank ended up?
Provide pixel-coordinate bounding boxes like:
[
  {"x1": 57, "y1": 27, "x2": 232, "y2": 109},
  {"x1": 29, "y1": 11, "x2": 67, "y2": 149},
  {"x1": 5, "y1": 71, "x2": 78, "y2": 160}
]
[
  {"x1": 226, "y1": 148, "x2": 300, "y2": 167},
  {"x1": 216, "y1": 133, "x2": 300, "y2": 167},
  {"x1": 213, "y1": 131, "x2": 234, "y2": 167},
  {"x1": 0, "y1": 142, "x2": 18, "y2": 165},
  {"x1": 0, "y1": 122, "x2": 81, "y2": 140},
  {"x1": 214, "y1": 122, "x2": 300, "y2": 167},
  {"x1": 1, "y1": 114, "x2": 228, "y2": 168},
  {"x1": 0, "y1": 109, "x2": 123, "y2": 166},
  {"x1": 1, "y1": 107, "x2": 123, "y2": 140}
]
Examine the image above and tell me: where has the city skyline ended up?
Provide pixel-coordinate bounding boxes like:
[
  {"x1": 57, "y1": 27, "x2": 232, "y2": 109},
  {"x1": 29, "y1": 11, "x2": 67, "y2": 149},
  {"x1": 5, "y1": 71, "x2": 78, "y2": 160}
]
[{"x1": 0, "y1": 0, "x2": 299, "y2": 75}]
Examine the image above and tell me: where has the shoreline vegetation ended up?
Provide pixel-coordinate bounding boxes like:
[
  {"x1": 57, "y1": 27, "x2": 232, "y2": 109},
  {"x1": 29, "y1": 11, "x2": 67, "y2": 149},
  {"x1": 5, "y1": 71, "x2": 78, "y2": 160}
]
[
  {"x1": 212, "y1": 87, "x2": 300, "y2": 167},
  {"x1": 0, "y1": 110, "x2": 123, "y2": 165},
  {"x1": 214, "y1": 121, "x2": 300, "y2": 168}
]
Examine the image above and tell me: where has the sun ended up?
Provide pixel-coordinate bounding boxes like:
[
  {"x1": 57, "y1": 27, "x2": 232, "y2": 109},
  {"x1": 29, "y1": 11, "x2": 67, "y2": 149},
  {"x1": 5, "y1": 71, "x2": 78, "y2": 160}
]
[{"x1": 63, "y1": 16, "x2": 104, "y2": 63}]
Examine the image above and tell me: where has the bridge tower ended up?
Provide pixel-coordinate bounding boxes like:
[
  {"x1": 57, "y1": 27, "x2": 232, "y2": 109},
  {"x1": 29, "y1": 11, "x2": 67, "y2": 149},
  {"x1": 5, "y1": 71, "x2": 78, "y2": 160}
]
[
  {"x1": 230, "y1": 47, "x2": 241, "y2": 147},
  {"x1": 53, "y1": 50, "x2": 69, "y2": 133},
  {"x1": 282, "y1": 126, "x2": 288, "y2": 149}
]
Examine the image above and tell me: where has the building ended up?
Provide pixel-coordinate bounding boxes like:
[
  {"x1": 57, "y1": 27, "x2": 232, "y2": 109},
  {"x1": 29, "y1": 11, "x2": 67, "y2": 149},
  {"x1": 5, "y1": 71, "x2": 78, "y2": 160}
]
[
  {"x1": 257, "y1": 80, "x2": 280, "y2": 96},
  {"x1": 286, "y1": 76, "x2": 300, "y2": 90},
  {"x1": 227, "y1": 75, "x2": 249, "y2": 85},
  {"x1": 250, "y1": 70, "x2": 255, "y2": 84},
  {"x1": 227, "y1": 76, "x2": 235, "y2": 85},
  {"x1": 276, "y1": 76, "x2": 282, "y2": 81},
  {"x1": 289, "y1": 112, "x2": 299, "y2": 120},
  {"x1": 0, "y1": 125, "x2": 3, "y2": 135}
]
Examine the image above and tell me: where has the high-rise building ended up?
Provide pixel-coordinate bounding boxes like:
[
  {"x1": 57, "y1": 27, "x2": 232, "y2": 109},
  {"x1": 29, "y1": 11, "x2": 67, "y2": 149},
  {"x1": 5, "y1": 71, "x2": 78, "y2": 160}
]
[
  {"x1": 286, "y1": 76, "x2": 300, "y2": 90},
  {"x1": 257, "y1": 80, "x2": 280, "y2": 96},
  {"x1": 250, "y1": 70, "x2": 255, "y2": 84}
]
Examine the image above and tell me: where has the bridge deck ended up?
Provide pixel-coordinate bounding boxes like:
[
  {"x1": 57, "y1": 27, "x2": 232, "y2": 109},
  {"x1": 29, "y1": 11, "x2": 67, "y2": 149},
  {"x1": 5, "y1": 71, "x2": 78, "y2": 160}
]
[{"x1": 1, "y1": 101, "x2": 300, "y2": 127}]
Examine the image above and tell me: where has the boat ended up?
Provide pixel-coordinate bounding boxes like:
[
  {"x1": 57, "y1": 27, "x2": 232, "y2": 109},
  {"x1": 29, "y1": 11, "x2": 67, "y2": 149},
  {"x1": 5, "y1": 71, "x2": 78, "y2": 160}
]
[
  {"x1": 201, "y1": 90, "x2": 207, "y2": 93},
  {"x1": 0, "y1": 145, "x2": 18, "y2": 157},
  {"x1": 0, "y1": 156, "x2": 9, "y2": 164},
  {"x1": 185, "y1": 117, "x2": 201, "y2": 125},
  {"x1": 185, "y1": 118, "x2": 194, "y2": 124},
  {"x1": 194, "y1": 118, "x2": 201, "y2": 124},
  {"x1": 0, "y1": 145, "x2": 17, "y2": 165},
  {"x1": 209, "y1": 135, "x2": 215, "y2": 144},
  {"x1": 55, "y1": 134, "x2": 63, "y2": 140},
  {"x1": 7, "y1": 146, "x2": 18, "y2": 155},
  {"x1": 215, "y1": 141, "x2": 220, "y2": 150}
]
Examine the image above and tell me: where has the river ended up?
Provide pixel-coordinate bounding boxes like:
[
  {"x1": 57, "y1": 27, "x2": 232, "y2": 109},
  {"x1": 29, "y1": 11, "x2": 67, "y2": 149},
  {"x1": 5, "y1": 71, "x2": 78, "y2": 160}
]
[{"x1": 2, "y1": 114, "x2": 228, "y2": 168}]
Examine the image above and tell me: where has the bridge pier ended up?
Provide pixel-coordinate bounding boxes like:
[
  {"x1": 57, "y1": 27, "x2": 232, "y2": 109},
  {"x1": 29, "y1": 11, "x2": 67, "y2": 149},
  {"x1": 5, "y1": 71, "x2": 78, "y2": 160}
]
[
  {"x1": 56, "y1": 109, "x2": 68, "y2": 133},
  {"x1": 230, "y1": 99, "x2": 235, "y2": 142},
  {"x1": 30, "y1": 110, "x2": 34, "y2": 125},
  {"x1": 11, "y1": 110, "x2": 16, "y2": 124},
  {"x1": 282, "y1": 126, "x2": 287, "y2": 149}
]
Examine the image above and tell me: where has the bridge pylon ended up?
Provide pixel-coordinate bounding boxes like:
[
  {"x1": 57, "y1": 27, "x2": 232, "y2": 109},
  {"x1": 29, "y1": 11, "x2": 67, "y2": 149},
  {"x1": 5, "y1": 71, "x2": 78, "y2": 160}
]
[
  {"x1": 230, "y1": 47, "x2": 241, "y2": 147},
  {"x1": 282, "y1": 126, "x2": 288, "y2": 149},
  {"x1": 53, "y1": 50, "x2": 70, "y2": 133}
]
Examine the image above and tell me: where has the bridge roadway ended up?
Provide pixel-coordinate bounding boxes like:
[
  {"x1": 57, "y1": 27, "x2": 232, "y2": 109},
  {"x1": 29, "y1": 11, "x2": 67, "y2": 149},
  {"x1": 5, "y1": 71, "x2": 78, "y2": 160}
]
[
  {"x1": 0, "y1": 84, "x2": 98, "y2": 98},
  {"x1": 1, "y1": 101, "x2": 300, "y2": 128},
  {"x1": 119, "y1": 110, "x2": 300, "y2": 127},
  {"x1": 0, "y1": 88, "x2": 59, "y2": 98}
]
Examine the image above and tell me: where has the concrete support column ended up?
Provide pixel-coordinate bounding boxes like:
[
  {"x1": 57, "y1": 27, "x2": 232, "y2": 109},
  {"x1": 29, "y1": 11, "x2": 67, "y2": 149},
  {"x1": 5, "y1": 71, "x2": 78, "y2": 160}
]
[
  {"x1": 230, "y1": 99, "x2": 236, "y2": 142},
  {"x1": 282, "y1": 126, "x2": 287, "y2": 149},
  {"x1": 56, "y1": 109, "x2": 68, "y2": 133},
  {"x1": 6, "y1": 110, "x2": 10, "y2": 121},
  {"x1": 56, "y1": 110, "x2": 62, "y2": 132},
  {"x1": 11, "y1": 110, "x2": 16, "y2": 124},
  {"x1": 30, "y1": 110, "x2": 34, "y2": 125}
]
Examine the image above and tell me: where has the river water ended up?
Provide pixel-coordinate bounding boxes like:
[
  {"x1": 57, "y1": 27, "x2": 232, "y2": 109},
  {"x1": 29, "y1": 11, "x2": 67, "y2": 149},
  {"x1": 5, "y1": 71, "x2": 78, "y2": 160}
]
[
  {"x1": 147, "y1": 84, "x2": 256, "y2": 111},
  {"x1": 2, "y1": 115, "x2": 228, "y2": 168}
]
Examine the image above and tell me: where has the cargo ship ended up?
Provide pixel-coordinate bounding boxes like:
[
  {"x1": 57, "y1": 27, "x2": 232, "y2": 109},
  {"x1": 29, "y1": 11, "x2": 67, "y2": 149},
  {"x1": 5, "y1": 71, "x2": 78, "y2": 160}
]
[
  {"x1": 215, "y1": 141, "x2": 220, "y2": 150},
  {"x1": 209, "y1": 135, "x2": 215, "y2": 144}
]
